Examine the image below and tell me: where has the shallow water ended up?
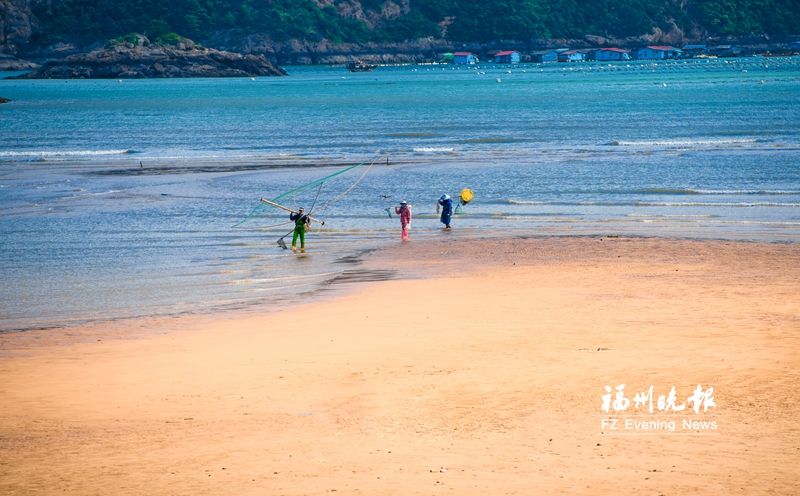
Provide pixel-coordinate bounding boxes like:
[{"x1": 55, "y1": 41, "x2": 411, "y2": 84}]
[{"x1": 1, "y1": 58, "x2": 799, "y2": 330}]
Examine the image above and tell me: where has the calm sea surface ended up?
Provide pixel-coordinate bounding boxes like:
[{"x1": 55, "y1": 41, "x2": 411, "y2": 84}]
[{"x1": 2, "y1": 58, "x2": 799, "y2": 330}]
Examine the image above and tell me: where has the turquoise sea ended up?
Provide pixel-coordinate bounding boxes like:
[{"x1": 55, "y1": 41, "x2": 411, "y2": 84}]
[{"x1": 2, "y1": 58, "x2": 800, "y2": 331}]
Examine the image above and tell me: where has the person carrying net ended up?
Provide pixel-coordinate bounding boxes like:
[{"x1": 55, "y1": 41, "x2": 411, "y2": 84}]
[{"x1": 289, "y1": 207, "x2": 310, "y2": 252}]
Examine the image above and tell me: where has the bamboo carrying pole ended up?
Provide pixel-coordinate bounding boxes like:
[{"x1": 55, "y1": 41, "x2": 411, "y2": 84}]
[{"x1": 260, "y1": 198, "x2": 325, "y2": 225}]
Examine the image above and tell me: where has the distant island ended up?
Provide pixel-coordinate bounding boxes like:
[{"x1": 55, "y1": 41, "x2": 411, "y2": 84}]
[
  {"x1": 9, "y1": 38, "x2": 286, "y2": 79},
  {"x1": 1, "y1": 0, "x2": 798, "y2": 71}
]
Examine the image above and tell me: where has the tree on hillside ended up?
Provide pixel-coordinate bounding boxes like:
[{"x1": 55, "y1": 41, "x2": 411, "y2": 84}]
[{"x1": 29, "y1": 0, "x2": 800, "y2": 48}]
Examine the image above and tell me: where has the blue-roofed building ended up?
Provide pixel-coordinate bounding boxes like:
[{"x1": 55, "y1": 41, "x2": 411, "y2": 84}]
[
  {"x1": 532, "y1": 50, "x2": 559, "y2": 63},
  {"x1": 682, "y1": 44, "x2": 708, "y2": 57},
  {"x1": 709, "y1": 45, "x2": 745, "y2": 57}
]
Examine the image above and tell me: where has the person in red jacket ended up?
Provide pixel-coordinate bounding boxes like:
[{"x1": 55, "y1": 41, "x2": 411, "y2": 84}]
[{"x1": 394, "y1": 200, "x2": 412, "y2": 240}]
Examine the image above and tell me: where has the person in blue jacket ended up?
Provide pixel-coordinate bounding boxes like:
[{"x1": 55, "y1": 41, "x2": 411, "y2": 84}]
[{"x1": 438, "y1": 194, "x2": 453, "y2": 229}]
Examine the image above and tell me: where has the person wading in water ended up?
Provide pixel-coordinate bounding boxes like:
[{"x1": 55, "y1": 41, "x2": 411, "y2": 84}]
[
  {"x1": 289, "y1": 207, "x2": 309, "y2": 252},
  {"x1": 437, "y1": 194, "x2": 453, "y2": 229},
  {"x1": 395, "y1": 200, "x2": 412, "y2": 240}
]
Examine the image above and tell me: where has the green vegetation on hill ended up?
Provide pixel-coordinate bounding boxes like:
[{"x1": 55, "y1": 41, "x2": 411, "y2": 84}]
[
  {"x1": 30, "y1": 0, "x2": 800, "y2": 48},
  {"x1": 421, "y1": 0, "x2": 667, "y2": 41},
  {"x1": 689, "y1": 0, "x2": 800, "y2": 36},
  {"x1": 422, "y1": 0, "x2": 799, "y2": 40}
]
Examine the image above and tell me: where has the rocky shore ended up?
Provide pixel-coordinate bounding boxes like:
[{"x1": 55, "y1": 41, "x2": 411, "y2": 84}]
[
  {"x1": 207, "y1": 31, "x2": 798, "y2": 66},
  {"x1": 8, "y1": 44, "x2": 286, "y2": 79},
  {"x1": 3, "y1": 0, "x2": 799, "y2": 70},
  {"x1": 0, "y1": 54, "x2": 38, "y2": 71}
]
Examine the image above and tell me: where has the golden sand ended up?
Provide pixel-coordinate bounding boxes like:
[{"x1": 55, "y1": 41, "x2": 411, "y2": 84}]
[{"x1": 1, "y1": 237, "x2": 798, "y2": 494}]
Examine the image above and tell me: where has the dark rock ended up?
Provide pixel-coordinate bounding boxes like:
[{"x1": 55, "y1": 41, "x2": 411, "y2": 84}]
[
  {"x1": 205, "y1": 33, "x2": 466, "y2": 65},
  {"x1": 0, "y1": 0, "x2": 41, "y2": 55},
  {"x1": 0, "y1": 53, "x2": 38, "y2": 70},
  {"x1": 0, "y1": 96, "x2": 10, "y2": 103},
  {"x1": 20, "y1": 41, "x2": 85, "y2": 65},
  {"x1": 7, "y1": 44, "x2": 287, "y2": 79}
]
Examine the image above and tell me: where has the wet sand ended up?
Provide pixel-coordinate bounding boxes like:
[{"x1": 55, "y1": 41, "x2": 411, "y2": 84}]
[{"x1": 1, "y1": 236, "x2": 799, "y2": 495}]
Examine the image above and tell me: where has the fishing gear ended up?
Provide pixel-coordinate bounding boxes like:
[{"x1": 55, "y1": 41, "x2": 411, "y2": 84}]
[
  {"x1": 277, "y1": 229, "x2": 293, "y2": 249},
  {"x1": 385, "y1": 201, "x2": 419, "y2": 219},
  {"x1": 232, "y1": 157, "x2": 376, "y2": 228},
  {"x1": 235, "y1": 158, "x2": 379, "y2": 250},
  {"x1": 454, "y1": 189, "x2": 475, "y2": 215},
  {"x1": 260, "y1": 198, "x2": 322, "y2": 248},
  {"x1": 259, "y1": 198, "x2": 325, "y2": 225}
]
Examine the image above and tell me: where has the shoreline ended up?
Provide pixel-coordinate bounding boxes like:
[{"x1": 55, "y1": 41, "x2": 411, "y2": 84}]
[
  {"x1": 2, "y1": 233, "x2": 798, "y2": 338},
  {"x1": 1, "y1": 235, "x2": 798, "y2": 494},
  {"x1": 0, "y1": 232, "x2": 795, "y2": 335}
]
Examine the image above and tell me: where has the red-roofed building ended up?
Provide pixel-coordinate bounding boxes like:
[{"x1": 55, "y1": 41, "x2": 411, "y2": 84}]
[
  {"x1": 593, "y1": 47, "x2": 631, "y2": 61},
  {"x1": 453, "y1": 52, "x2": 479, "y2": 64},
  {"x1": 632, "y1": 46, "x2": 682, "y2": 60},
  {"x1": 494, "y1": 50, "x2": 520, "y2": 63}
]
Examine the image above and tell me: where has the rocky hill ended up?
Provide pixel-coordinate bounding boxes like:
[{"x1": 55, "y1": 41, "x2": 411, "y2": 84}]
[
  {"x1": 1, "y1": 0, "x2": 798, "y2": 68},
  {"x1": 0, "y1": 0, "x2": 37, "y2": 49},
  {"x1": 9, "y1": 42, "x2": 286, "y2": 79}
]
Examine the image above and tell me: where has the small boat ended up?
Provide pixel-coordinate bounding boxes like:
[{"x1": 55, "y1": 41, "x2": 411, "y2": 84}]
[{"x1": 347, "y1": 60, "x2": 377, "y2": 72}]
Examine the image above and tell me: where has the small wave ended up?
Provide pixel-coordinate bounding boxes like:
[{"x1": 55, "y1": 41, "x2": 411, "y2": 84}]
[
  {"x1": 458, "y1": 138, "x2": 523, "y2": 144},
  {"x1": 388, "y1": 133, "x2": 439, "y2": 138},
  {"x1": 499, "y1": 199, "x2": 800, "y2": 207},
  {"x1": 229, "y1": 279, "x2": 283, "y2": 285},
  {"x1": 626, "y1": 214, "x2": 717, "y2": 218},
  {"x1": 609, "y1": 138, "x2": 758, "y2": 147},
  {"x1": 634, "y1": 201, "x2": 800, "y2": 207},
  {"x1": 412, "y1": 147, "x2": 455, "y2": 153},
  {"x1": 503, "y1": 200, "x2": 548, "y2": 205},
  {"x1": 81, "y1": 189, "x2": 124, "y2": 196},
  {"x1": 692, "y1": 189, "x2": 800, "y2": 195},
  {"x1": 501, "y1": 190, "x2": 800, "y2": 201},
  {"x1": 627, "y1": 188, "x2": 800, "y2": 196},
  {"x1": 229, "y1": 271, "x2": 341, "y2": 285},
  {"x1": 0, "y1": 149, "x2": 132, "y2": 157},
  {"x1": 632, "y1": 188, "x2": 702, "y2": 195},
  {"x1": 708, "y1": 220, "x2": 800, "y2": 226},
  {"x1": 495, "y1": 215, "x2": 584, "y2": 222}
]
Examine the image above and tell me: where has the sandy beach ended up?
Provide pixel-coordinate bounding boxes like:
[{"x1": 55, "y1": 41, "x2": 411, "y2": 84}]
[{"x1": 1, "y1": 236, "x2": 799, "y2": 495}]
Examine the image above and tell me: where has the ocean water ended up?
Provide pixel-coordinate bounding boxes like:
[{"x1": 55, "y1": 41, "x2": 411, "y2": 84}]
[{"x1": 2, "y1": 57, "x2": 800, "y2": 331}]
